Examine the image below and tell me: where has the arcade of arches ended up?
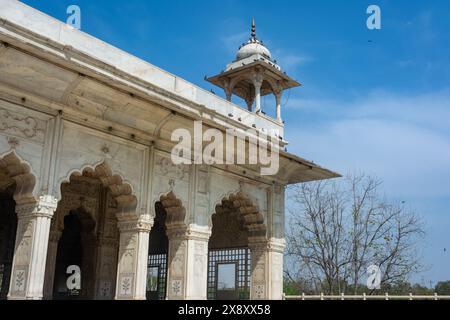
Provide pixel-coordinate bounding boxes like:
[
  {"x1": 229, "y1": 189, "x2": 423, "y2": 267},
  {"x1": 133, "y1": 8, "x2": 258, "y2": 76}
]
[{"x1": 0, "y1": 152, "x2": 285, "y2": 300}]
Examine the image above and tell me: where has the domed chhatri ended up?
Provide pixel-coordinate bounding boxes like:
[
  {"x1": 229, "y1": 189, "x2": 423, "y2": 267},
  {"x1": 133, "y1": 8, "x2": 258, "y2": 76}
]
[
  {"x1": 236, "y1": 18, "x2": 272, "y2": 61},
  {"x1": 236, "y1": 41, "x2": 272, "y2": 61},
  {"x1": 206, "y1": 18, "x2": 300, "y2": 123}
]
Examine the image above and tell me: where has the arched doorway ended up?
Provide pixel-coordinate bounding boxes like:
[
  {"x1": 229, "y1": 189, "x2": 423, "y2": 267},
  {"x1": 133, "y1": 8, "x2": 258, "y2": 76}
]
[
  {"x1": 208, "y1": 196, "x2": 250, "y2": 300},
  {"x1": 146, "y1": 202, "x2": 169, "y2": 300},
  {"x1": 208, "y1": 192, "x2": 266, "y2": 300},
  {"x1": 0, "y1": 185, "x2": 17, "y2": 300},
  {"x1": 44, "y1": 165, "x2": 123, "y2": 300}
]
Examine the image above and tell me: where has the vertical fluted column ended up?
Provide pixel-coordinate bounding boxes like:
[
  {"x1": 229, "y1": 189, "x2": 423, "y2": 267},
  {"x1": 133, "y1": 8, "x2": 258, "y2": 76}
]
[
  {"x1": 115, "y1": 216, "x2": 152, "y2": 300},
  {"x1": 166, "y1": 224, "x2": 211, "y2": 300},
  {"x1": 8, "y1": 195, "x2": 57, "y2": 300},
  {"x1": 252, "y1": 70, "x2": 264, "y2": 113}
]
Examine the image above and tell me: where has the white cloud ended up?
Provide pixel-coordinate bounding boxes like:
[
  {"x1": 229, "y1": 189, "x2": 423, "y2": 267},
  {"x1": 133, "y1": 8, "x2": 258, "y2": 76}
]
[
  {"x1": 286, "y1": 89, "x2": 450, "y2": 198},
  {"x1": 276, "y1": 52, "x2": 313, "y2": 69}
]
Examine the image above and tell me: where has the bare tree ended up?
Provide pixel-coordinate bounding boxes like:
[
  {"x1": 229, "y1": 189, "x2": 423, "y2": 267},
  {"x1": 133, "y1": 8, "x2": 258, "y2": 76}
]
[{"x1": 285, "y1": 174, "x2": 424, "y2": 295}]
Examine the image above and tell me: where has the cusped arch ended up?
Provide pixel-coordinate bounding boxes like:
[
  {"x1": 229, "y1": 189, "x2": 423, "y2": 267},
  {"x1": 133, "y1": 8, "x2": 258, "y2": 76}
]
[
  {"x1": 0, "y1": 151, "x2": 36, "y2": 204},
  {"x1": 155, "y1": 191, "x2": 186, "y2": 227},
  {"x1": 59, "y1": 161, "x2": 138, "y2": 220},
  {"x1": 262, "y1": 78, "x2": 279, "y2": 94},
  {"x1": 229, "y1": 74, "x2": 278, "y2": 97},
  {"x1": 229, "y1": 73, "x2": 252, "y2": 91},
  {"x1": 212, "y1": 191, "x2": 266, "y2": 239}
]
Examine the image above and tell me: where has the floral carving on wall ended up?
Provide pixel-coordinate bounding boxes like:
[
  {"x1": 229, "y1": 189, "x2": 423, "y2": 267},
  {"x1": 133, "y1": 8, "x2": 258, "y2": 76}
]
[
  {"x1": 254, "y1": 284, "x2": 264, "y2": 299},
  {"x1": 119, "y1": 275, "x2": 133, "y2": 296},
  {"x1": 156, "y1": 155, "x2": 189, "y2": 180},
  {"x1": 0, "y1": 108, "x2": 45, "y2": 142},
  {"x1": 171, "y1": 280, "x2": 182, "y2": 296}
]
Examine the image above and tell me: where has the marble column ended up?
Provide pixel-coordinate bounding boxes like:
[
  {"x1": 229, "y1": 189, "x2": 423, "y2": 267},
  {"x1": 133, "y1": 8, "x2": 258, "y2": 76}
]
[
  {"x1": 8, "y1": 195, "x2": 58, "y2": 300},
  {"x1": 275, "y1": 92, "x2": 282, "y2": 123},
  {"x1": 115, "y1": 216, "x2": 152, "y2": 300},
  {"x1": 249, "y1": 237, "x2": 285, "y2": 300},
  {"x1": 166, "y1": 224, "x2": 211, "y2": 300},
  {"x1": 252, "y1": 71, "x2": 264, "y2": 114}
]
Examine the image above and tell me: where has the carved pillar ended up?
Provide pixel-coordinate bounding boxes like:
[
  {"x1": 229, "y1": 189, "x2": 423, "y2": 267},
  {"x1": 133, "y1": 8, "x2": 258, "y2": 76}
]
[
  {"x1": 251, "y1": 70, "x2": 264, "y2": 114},
  {"x1": 8, "y1": 195, "x2": 58, "y2": 300},
  {"x1": 249, "y1": 237, "x2": 285, "y2": 300},
  {"x1": 166, "y1": 224, "x2": 211, "y2": 300},
  {"x1": 115, "y1": 216, "x2": 152, "y2": 300},
  {"x1": 43, "y1": 230, "x2": 61, "y2": 299},
  {"x1": 245, "y1": 91, "x2": 256, "y2": 112}
]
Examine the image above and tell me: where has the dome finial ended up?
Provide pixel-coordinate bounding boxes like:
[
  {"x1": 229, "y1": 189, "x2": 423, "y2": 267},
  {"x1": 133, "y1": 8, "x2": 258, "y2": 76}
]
[{"x1": 251, "y1": 17, "x2": 256, "y2": 40}]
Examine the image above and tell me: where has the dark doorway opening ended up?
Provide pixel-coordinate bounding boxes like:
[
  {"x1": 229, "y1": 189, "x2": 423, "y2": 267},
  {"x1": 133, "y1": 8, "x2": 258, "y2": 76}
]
[
  {"x1": 52, "y1": 210, "x2": 96, "y2": 300},
  {"x1": 146, "y1": 202, "x2": 168, "y2": 300},
  {"x1": 0, "y1": 189, "x2": 17, "y2": 300}
]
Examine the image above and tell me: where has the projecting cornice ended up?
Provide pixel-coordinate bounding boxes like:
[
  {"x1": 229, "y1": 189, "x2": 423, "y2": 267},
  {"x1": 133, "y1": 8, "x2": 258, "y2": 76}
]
[{"x1": 0, "y1": 0, "x2": 340, "y2": 185}]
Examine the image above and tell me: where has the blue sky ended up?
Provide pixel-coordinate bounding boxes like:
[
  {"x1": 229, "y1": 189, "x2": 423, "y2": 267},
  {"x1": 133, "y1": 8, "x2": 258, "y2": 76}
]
[{"x1": 20, "y1": 0, "x2": 450, "y2": 285}]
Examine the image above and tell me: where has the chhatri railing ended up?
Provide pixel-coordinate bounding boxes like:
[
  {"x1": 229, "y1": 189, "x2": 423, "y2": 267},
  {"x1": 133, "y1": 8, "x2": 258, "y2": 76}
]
[{"x1": 284, "y1": 293, "x2": 450, "y2": 300}]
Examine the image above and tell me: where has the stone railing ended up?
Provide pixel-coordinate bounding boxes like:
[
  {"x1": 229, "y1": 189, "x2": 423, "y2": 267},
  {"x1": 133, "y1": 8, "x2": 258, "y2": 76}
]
[{"x1": 284, "y1": 293, "x2": 450, "y2": 300}]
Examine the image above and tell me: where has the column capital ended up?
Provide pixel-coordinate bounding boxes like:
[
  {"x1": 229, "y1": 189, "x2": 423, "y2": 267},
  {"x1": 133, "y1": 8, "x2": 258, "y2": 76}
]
[
  {"x1": 166, "y1": 224, "x2": 211, "y2": 241},
  {"x1": 37, "y1": 194, "x2": 58, "y2": 217},
  {"x1": 249, "y1": 237, "x2": 286, "y2": 253},
  {"x1": 273, "y1": 80, "x2": 283, "y2": 95},
  {"x1": 15, "y1": 194, "x2": 58, "y2": 219},
  {"x1": 251, "y1": 69, "x2": 264, "y2": 87},
  {"x1": 267, "y1": 238, "x2": 286, "y2": 253},
  {"x1": 117, "y1": 216, "x2": 153, "y2": 233},
  {"x1": 251, "y1": 69, "x2": 264, "y2": 114},
  {"x1": 186, "y1": 224, "x2": 211, "y2": 241}
]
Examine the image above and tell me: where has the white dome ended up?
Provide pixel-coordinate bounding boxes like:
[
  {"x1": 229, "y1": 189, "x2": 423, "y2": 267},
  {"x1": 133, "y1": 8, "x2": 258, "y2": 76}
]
[{"x1": 236, "y1": 39, "x2": 272, "y2": 61}]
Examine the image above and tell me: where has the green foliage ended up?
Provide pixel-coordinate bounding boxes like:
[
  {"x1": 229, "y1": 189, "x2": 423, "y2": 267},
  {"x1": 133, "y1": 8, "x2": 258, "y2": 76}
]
[
  {"x1": 284, "y1": 276, "x2": 446, "y2": 296},
  {"x1": 283, "y1": 280, "x2": 301, "y2": 296},
  {"x1": 435, "y1": 281, "x2": 450, "y2": 295}
]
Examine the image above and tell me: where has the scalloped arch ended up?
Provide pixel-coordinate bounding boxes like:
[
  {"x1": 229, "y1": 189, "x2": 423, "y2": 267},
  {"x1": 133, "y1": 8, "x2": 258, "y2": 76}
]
[
  {"x1": 0, "y1": 151, "x2": 36, "y2": 204},
  {"x1": 153, "y1": 191, "x2": 186, "y2": 227},
  {"x1": 59, "y1": 161, "x2": 137, "y2": 219},
  {"x1": 211, "y1": 191, "x2": 266, "y2": 239}
]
